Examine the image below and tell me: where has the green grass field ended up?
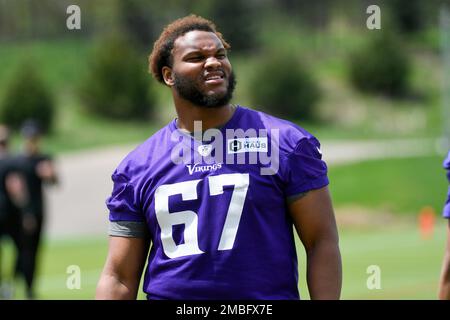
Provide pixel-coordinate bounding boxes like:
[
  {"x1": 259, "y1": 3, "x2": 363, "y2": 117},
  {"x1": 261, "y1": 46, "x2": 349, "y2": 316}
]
[
  {"x1": 300, "y1": 222, "x2": 446, "y2": 300},
  {"x1": 329, "y1": 155, "x2": 448, "y2": 215}
]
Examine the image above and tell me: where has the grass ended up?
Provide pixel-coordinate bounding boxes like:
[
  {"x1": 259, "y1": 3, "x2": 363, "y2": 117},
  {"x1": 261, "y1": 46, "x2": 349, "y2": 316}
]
[
  {"x1": 297, "y1": 222, "x2": 447, "y2": 300},
  {"x1": 1, "y1": 221, "x2": 446, "y2": 300},
  {"x1": 328, "y1": 155, "x2": 448, "y2": 215},
  {"x1": 0, "y1": 38, "x2": 90, "y2": 97}
]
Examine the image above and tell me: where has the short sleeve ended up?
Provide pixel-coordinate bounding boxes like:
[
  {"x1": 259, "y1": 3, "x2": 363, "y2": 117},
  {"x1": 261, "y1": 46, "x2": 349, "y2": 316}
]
[
  {"x1": 106, "y1": 171, "x2": 145, "y2": 222},
  {"x1": 283, "y1": 137, "x2": 329, "y2": 197},
  {"x1": 444, "y1": 151, "x2": 450, "y2": 182},
  {"x1": 444, "y1": 188, "x2": 450, "y2": 219}
]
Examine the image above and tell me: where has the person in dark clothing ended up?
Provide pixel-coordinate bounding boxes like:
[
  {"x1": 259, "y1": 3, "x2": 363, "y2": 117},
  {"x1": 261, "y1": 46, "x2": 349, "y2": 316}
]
[
  {"x1": 0, "y1": 125, "x2": 24, "y2": 299},
  {"x1": 15, "y1": 120, "x2": 58, "y2": 299}
]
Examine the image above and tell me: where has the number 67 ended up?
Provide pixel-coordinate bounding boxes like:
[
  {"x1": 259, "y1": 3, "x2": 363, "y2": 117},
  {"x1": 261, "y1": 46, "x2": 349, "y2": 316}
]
[{"x1": 155, "y1": 173, "x2": 249, "y2": 259}]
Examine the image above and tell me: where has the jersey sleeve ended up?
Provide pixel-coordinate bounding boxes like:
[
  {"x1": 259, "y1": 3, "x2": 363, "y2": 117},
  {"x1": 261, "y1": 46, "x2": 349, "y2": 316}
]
[
  {"x1": 283, "y1": 136, "x2": 329, "y2": 197},
  {"x1": 444, "y1": 188, "x2": 450, "y2": 219},
  {"x1": 444, "y1": 151, "x2": 450, "y2": 219},
  {"x1": 106, "y1": 170, "x2": 145, "y2": 222}
]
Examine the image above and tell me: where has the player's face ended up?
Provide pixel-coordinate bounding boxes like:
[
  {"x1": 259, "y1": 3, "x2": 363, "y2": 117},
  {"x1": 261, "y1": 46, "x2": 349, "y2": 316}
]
[{"x1": 170, "y1": 30, "x2": 235, "y2": 108}]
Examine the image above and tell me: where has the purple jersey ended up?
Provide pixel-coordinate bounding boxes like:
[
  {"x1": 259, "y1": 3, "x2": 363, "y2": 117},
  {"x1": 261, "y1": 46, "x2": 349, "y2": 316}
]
[
  {"x1": 106, "y1": 106, "x2": 329, "y2": 299},
  {"x1": 444, "y1": 151, "x2": 450, "y2": 219}
]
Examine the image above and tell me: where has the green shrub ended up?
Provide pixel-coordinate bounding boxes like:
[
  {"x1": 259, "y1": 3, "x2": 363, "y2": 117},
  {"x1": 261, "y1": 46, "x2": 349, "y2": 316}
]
[
  {"x1": 349, "y1": 34, "x2": 411, "y2": 97},
  {"x1": 388, "y1": 0, "x2": 425, "y2": 34},
  {"x1": 209, "y1": 0, "x2": 259, "y2": 53},
  {"x1": 118, "y1": 0, "x2": 155, "y2": 49},
  {"x1": 248, "y1": 53, "x2": 321, "y2": 121},
  {"x1": 80, "y1": 35, "x2": 155, "y2": 120},
  {"x1": 1, "y1": 64, "x2": 55, "y2": 133}
]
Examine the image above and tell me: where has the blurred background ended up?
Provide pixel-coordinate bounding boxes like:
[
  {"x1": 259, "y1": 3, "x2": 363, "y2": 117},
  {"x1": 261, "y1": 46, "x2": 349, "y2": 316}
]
[{"x1": 0, "y1": 0, "x2": 449, "y2": 299}]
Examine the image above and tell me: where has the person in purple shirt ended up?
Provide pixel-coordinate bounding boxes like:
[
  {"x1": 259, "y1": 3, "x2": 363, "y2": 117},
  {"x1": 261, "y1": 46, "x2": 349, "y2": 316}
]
[
  {"x1": 96, "y1": 15, "x2": 342, "y2": 300},
  {"x1": 439, "y1": 150, "x2": 450, "y2": 299}
]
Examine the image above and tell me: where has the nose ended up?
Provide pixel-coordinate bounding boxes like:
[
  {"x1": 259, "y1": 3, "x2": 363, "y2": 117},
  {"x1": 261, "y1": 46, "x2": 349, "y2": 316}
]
[{"x1": 204, "y1": 56, "x2": 221, "y2": 69}]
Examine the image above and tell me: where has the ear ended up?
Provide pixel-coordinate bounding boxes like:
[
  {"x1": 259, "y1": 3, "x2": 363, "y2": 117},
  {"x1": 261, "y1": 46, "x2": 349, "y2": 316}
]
[{"x1": 162, "y1": 66, "x2": 175, "y2": 86}]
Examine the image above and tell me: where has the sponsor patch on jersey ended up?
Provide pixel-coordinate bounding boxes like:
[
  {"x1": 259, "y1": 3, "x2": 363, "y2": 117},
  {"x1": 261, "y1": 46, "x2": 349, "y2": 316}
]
[{"x1": 227, "y1": 137, "x2": 268, "y2": 154}]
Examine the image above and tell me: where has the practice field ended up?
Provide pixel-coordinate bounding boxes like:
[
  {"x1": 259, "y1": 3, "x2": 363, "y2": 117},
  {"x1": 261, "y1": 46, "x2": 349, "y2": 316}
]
[
  {"x1": 328, "y1": 155, "x2": 448, "y2": 215},
  {"x1": 0, "y1": 221, "x2": 446, "y2": 300}
]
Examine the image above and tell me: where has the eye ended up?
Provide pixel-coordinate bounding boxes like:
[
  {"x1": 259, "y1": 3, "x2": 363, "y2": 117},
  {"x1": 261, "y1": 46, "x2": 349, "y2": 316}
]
[{"x1": 187, "y1": 56, "x2": 203, "y2": 62}]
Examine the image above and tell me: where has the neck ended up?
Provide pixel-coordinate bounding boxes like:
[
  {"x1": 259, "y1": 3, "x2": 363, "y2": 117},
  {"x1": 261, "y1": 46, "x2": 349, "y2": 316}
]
[{"x1": 173, "y1": 95, "x2": 235, "y2": 133}]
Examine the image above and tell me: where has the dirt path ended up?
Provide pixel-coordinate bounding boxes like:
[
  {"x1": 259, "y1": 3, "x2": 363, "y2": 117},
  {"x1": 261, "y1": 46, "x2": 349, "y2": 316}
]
[{"x1": 44, "y1": 138, "x2": 438, "y2": 239}]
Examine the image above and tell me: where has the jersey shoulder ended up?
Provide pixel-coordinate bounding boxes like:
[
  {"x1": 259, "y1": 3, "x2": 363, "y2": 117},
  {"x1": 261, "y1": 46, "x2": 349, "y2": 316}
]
[{"x1": 113, "y1": 123, "x2": 174, "y2": 181}]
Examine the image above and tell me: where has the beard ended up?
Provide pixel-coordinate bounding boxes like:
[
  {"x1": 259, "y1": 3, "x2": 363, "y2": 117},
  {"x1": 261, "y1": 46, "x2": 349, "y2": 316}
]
[{"x1": 173, "y1": 70, "x2": 236, "y2": 108}]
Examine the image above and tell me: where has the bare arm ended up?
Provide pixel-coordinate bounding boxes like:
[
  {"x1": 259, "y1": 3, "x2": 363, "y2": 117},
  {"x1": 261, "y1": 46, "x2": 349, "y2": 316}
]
[
  {"x1": 439, "y1": 220, "x2": 450, "y2": 300},
  {"x1": 96, "y1": 236, "x2": 149, "y2": 300},
  {"x1": 288, "y1": 186, "x2": 342, "y2": 300}
]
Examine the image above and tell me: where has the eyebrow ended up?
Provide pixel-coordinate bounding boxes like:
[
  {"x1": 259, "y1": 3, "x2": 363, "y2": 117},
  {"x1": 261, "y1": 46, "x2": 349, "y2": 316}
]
[{"x1": 183, "y1": 47, "x2": 226, "y2": 56}]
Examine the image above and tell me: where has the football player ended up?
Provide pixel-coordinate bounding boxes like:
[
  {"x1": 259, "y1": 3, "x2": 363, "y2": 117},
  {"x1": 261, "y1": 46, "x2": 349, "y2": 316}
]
[{"x1": 96, "y1": 15, "x2": 342, "y2": 300}]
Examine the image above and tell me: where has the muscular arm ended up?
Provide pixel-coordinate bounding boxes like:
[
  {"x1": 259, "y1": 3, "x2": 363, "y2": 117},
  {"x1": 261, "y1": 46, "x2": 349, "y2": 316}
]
[
  {"x1": 288, "y1": 186, "x2": 342, "y2": 300},
  {"x1": 96, "y1": 236, "x2": 149, "y2": 299},
  {"x1": 439, "y1": 220, "x2": 450, "y2": 300}
]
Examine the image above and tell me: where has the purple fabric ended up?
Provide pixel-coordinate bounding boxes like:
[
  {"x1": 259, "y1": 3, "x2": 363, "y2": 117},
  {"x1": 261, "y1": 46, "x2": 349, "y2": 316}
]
[
  {"x1": 444, "y1": 151, "x2": 450, "y2": 219},
  {"x1": 106, "y1": 106, "x2": 329, "y2": 299}
]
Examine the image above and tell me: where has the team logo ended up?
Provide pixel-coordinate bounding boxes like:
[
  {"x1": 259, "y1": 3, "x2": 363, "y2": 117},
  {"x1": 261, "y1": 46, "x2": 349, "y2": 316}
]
[
  {"x1": 198, "y1": 144, "x2": 213, "y2": 157},
  {"x1": 227, "y1": 137, "x2": 268, "y2": 154}
]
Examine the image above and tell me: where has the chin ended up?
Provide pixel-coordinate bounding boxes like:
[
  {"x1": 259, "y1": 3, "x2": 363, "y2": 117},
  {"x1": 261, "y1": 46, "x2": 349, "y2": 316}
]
[{"x1": 205, "y1": 90, "x2": 227, "y2": 98}]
